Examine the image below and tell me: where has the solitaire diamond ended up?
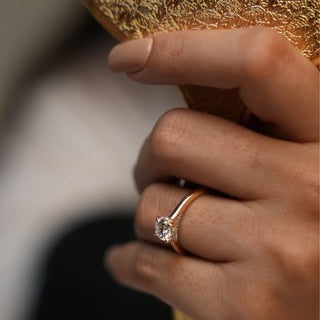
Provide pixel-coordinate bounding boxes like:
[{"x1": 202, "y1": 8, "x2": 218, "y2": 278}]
[{"x1": 154, "y1": 217, "x2": 174, "y2": 243}]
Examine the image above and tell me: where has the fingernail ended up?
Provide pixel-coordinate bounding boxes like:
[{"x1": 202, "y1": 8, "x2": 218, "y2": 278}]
[
  {"x1": 108, "y1": 38, "x2": 153, "y2": 73},
  {"x1": 104, "y1": 245, "x2": 120, "y2": 268}
]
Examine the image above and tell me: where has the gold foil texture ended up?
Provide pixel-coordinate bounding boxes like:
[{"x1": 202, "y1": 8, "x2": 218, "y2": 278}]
[{"x1": 84, "y1": 0, "x2": 319, "y2": 61}]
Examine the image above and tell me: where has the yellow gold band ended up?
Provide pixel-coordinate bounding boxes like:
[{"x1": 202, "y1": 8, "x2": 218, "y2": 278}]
[{"x1": 154, "y1": 188, "x2": 208, "y2": 255}]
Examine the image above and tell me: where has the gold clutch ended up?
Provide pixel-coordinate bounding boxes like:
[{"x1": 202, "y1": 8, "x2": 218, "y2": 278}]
[{"x1": 82, "y1": 0, "x2": 319, "y2": 319}]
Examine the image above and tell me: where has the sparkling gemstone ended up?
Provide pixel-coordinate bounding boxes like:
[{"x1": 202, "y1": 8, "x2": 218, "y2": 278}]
[{"x1": 154, "y1": 217, "x2": 174, "y2": 243}]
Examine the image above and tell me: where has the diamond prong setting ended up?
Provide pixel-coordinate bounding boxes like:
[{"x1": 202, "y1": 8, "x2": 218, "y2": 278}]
[
  {"x1": 154, "y1": 216, "x2": 175, "y2": 243},
  {"x1": 153, "y1": 188, "x2": 208, "y2": 254}
]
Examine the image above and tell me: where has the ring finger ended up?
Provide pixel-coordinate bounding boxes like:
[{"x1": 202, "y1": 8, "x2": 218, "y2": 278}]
[{"x1": 135, "y1": 183, "x2": 264, "y2": 262}]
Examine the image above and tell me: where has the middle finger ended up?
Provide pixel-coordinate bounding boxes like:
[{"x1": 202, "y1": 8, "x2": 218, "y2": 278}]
[{"x1": 135, "y1": 108, "x2": 291, "y2": 200}]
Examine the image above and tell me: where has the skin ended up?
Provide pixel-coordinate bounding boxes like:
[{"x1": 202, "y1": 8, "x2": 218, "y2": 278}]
[{"x1": 106, "y1": 28, "x2": 319, "y2": 320}]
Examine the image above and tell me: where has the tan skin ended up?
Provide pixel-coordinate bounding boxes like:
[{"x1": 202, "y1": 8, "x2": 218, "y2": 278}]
[{"x1": 106, "y1": 28, "x2": 319, "y2": 319}]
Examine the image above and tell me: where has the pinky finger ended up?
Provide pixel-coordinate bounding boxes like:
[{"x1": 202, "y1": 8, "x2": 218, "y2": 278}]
[{"x1": 106, "y1": 241, "x2": 227, "y2": 320}]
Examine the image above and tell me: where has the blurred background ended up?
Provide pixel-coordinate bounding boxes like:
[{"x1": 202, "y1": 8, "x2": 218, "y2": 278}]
[{"x1": 0, "y1": 1, "x2": 184, "y2": 319}]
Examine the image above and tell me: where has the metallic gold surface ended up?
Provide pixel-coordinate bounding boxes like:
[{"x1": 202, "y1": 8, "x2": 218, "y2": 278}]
[
  {"x1": 84, "y1": 0, "x2": 319, "y2": 61},
  {"x1": 173, "y1": 308, "x2": 193, "y2": 320},
  {"x1": 170, "y1": 188, "x2": 207, "y2": 254}
]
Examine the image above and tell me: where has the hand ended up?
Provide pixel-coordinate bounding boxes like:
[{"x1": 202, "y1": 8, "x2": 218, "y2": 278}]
[{"x1": 106, "y1": 28, "x2": 319, "y2": 320}]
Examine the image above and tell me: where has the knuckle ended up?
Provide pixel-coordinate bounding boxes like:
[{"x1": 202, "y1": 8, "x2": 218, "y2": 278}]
[
  {"x1": 246, "y1": 146, "x2": 265, "y2": 171},
  {"x1": 149, "y1": 109, "x2": 188, "y2": 161},
  {"x1": 265, "y1": 231, "x2": 319, "y2": 286},
  {"x1": 240, "y1": 28, "x2": 291, "y2": 79},
  {"x1": 235, "y1": 136, "x2": 267, "y2": 172},
  {"x1": 284, "y1": 240, "x2": 318, "y2": 278},
  {"x1": 132, "y1": 244, "x2": 162, "y2": 286},
  {"x1": 295, "y1": 160, "x2": 319, "y2": 210},
  {"x1": 294, "y1": 171, "x2": 319, "y2": 212},
  {"x1": 275, "y1": 146, "x2": 319, "y2": 215},
  {"x1": 135, "y1": 184, "x2": 160, "y2": 237},
  {"x1": 153, "y1": 32, "x2": 187, "y2": 79}
]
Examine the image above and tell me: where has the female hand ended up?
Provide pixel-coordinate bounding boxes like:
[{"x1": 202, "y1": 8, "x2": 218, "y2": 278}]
[{"x1": 106, "y1": 28, "x2": 319, "y2": 320}]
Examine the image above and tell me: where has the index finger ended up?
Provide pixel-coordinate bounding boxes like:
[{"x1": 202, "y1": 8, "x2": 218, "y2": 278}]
[{"x1": 109, "y1": 28, "x2": 319, "y2": 142}]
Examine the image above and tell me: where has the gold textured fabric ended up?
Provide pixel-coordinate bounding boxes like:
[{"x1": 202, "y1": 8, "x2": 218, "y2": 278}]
[{"x1": 84, "y1": 0, "x2": 319, "y2": 61}]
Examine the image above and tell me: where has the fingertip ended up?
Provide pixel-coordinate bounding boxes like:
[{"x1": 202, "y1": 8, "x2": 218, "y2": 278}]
[
  {"x1": 108, "y1": 37, "x2": 153, "y2": 73},
  {"x1": 104, "y1": 245, "x2": 121, "y2": 269}
]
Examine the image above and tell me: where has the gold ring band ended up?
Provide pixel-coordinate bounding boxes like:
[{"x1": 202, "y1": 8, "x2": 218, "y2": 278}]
[{"x1": 154, "y1": 188, "x2": 208, "y2": 254}]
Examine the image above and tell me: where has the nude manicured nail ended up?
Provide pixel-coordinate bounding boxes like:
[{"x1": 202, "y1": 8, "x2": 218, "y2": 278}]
[{"x1": 108, "y1": 38, "x2": 153, "y2": 73}]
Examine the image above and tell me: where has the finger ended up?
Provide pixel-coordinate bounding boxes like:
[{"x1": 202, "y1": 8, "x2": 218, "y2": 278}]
[
  {"x1": 134, "y1": 108, "x2": 294, "y2": 199},
  {"x1": 109, "y1": 28, "x2": 319, "y2": 142},
  {"x1": 106, "y1": 241, "x2": 229, "y2": 320},
  {"x1": 135, "y1": 183, "x2": 262, "y2": 262}
]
